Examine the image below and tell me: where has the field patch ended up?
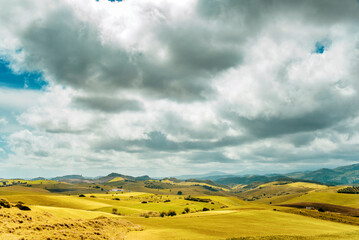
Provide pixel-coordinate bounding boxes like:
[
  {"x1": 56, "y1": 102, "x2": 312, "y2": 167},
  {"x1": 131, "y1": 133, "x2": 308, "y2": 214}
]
[
  {"x1": 0, "y1": 207, "x2": 142, "y2": 240},
  {"x1": 126, "y1": 209, "x2": 359, "y2": 240},
  {"x1": 282, "y1": 191, "x2": 359, "y2": 208},
  {"x1": 279, "y1": 202, "x2": 359, "y2": 217}
]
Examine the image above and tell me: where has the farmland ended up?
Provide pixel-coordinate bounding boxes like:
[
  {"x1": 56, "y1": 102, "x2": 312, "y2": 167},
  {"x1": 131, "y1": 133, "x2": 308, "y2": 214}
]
[{"x1": 1, "y1": 177, "x2": 359, "y2": 239}]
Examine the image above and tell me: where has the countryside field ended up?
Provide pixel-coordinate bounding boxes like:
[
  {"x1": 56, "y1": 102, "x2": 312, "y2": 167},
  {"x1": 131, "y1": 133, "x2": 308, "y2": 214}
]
[{"x1": 1, "y1": 178, "x2": 359, "y2": 239}]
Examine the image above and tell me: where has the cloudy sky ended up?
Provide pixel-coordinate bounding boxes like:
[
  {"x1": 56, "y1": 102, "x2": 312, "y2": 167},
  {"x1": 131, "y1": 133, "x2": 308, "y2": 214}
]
[{"x1": 0, "y1": 0, "x2": 359, "y2": 178}]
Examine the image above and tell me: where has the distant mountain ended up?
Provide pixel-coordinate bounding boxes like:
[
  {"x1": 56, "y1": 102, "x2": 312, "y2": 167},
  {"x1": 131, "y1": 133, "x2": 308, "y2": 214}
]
[
  {"x1": 286, "y1": 163, "x2": 359, "y2": 185},
  {"x1": 135, "y1": 175, "x2": 151, "y2": 181},
  {"x1": 31, "y1": 177, "x2": 46, "y2": 181},
  {"x1": 96, "y1": 173, "x2": 151, "y2": 183},
  {"x1": 28, "y1": 162, "x2": 359, "y2": 186},
  {"x1": 51, "y1": 175, "x2": 85, "y2": 181},
  {"x1": 213, "y1": 163, "x2": 359, "y2": 186},
  {"x1": 214, "y1": 174, "x2": 284, "y2": 185}
]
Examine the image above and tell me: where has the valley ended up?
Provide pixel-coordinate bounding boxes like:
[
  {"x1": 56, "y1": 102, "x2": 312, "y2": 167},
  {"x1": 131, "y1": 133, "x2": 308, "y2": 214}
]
[{"x1": 1, "y1": 165, "x2": 359, "y2": 239}]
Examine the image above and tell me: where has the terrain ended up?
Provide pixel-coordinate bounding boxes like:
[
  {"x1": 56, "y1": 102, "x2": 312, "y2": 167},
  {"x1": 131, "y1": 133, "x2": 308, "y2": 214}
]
[{"x1": 1, "y1": 163, "x2": 359, "y2": 239}]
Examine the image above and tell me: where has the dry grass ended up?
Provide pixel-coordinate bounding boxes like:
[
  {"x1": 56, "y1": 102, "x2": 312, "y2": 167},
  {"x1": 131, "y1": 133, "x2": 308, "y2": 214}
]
[{"x1": 0, "y1": 206, "x2": 142, "y2": 240}]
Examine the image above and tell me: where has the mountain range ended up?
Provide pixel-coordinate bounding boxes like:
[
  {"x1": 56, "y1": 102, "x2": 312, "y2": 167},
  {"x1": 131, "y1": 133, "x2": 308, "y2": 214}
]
[{"x1": 29, "y1": 163, "x2": 359, "y2": 186}]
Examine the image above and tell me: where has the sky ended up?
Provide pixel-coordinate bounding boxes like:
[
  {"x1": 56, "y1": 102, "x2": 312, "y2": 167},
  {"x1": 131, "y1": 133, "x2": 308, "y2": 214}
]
[{"x1": 0, "y1": 0, "x2": 359, "y2": 178}]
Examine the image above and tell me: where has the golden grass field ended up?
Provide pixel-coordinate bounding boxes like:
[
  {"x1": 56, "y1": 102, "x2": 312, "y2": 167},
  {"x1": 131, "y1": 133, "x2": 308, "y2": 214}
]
[{"x1": 1, "y1": 181, "x2": 359, "y2": 239}]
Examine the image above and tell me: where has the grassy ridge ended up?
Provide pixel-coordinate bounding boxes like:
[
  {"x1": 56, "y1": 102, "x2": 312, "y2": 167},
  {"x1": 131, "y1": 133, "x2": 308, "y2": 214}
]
[{"x1": 126, "y1": 209, "x2": 359, "y2": 240}]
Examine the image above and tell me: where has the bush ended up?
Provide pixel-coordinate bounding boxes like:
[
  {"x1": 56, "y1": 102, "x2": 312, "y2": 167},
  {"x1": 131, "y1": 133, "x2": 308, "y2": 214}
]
[
  {"x1": 164, "y1": 199, "x2": 171, "y2": 202},
  {"x1": 318, "y1": 207, "x2": 326, "y2": 212},
  {"x1": 141, "y1": 201, "x2": 147, "y2": 204},
  {"x1": 140, "y1": 211, "x2": 159, "y2": 217},
  {"x1": 78, "y1": 194, "x2": 85, "y2": 197},
  {"x1": 0, "y1": 199, "x2": 11, "y2": 208},
  {"x1": 90, "y1": 195, "x2": 96, "y2": 198},
  {"x1": 160, "y1": 211, "x2": 166, "y2": 217},
  {"x1": 167, "y1": 210, "x2": 176, "y2": 216},
  {"x1": 112, "y1": 208, "x2": 118, "y2": 214},
  {"x1": 177, "y1": 191, "x2": 183, "y2": 195},
  {"x1": 184, "y1": 196, "x2": 211, "y2": 203},
  {"x1": 202, "y1": 207, "x2": 210, "y2": 211},
  {"x1": 184, "y1": 207, "x2": 190, "y2": 213},
  {"x1": 16, "y1": 203, "x2": 31, "y2": 211}
]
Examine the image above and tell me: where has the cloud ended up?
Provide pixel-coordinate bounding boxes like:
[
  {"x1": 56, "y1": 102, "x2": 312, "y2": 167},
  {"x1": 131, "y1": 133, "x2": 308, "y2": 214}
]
[
  {"x1": 0, "y1": 118, "x2": 8, "y2": 125},
  {"x1": 72, "y1": 96, "x2": 143, "y2": 113},
  {"x1": 0, "y1": 0, "x2": 359, "y2": 177},
  {"x1": 189, "y1": 151, "x2": 236, "y2": 163}
]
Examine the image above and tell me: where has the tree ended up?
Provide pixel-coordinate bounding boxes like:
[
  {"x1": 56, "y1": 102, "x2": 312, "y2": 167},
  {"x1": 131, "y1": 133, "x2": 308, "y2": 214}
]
[
  {"x1": 167, "y1": 210, "x2": 176, "y2": 216},
  {"x1": 112, "y1": 208, "x2": 118, "y2": 214},
  {"x1": 177, "y1": 191, "x2": 183, "y2": 195}
]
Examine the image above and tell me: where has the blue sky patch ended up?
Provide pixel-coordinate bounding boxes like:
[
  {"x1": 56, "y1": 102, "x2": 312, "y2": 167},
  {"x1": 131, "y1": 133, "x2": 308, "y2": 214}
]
[
  {"x1": 314, "y1": 39, "x2": 331, "y2": 54},
  {"x1": 0, "y1": 60, "x2": 47, "y2": 90},
  {"x1": 315, "y1": 42, "x2": 325, "y2": 54}
]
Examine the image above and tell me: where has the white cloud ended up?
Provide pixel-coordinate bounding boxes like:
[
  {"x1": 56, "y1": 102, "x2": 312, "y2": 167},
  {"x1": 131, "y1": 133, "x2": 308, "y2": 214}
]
[
  {"x1": 0, "y1": 118, "x2": 8, "y2": 125},
  {"x1": 0, "y1": 0, "x2": 359, "y2": 177}
]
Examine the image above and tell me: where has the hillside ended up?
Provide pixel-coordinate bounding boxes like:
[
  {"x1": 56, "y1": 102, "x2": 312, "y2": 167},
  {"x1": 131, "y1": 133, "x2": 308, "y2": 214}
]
[
  {"x1": 0, "y1": 202, "x2": 141, "y2": 239},
  {"x1": 212, "y1": 163, "x2": 359, "y2": 186},
  {"x1": 286, "y1": 164, "x2": 359, "y2": 185}
]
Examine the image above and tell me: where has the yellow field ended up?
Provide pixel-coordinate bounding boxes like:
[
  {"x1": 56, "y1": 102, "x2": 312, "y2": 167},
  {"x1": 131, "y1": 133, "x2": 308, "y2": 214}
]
[
  {"x1": 281, "y1": 191, "x2": 359, "y2": 208},
  {"x1": 108, "y1": 177, "x2": 125, "y2": 182},
  {"x1": 161, "y1": 179, "x2": 230, "y2": 191},
  {"x1": 126, "y1": 209, "x2": 359, "y2": 240},
  {"x1": 0, "y1": 179, "x2": 59, "y2": 185},
  {"x1": 1, "y1": 184, "x2": 359, "y2": 239}
]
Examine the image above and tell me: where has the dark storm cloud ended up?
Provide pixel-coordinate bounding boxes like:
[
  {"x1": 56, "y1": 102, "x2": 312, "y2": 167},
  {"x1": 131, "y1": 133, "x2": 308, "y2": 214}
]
[{"x1": 72, "y1": 96, "x2": 143, "y2": 113}]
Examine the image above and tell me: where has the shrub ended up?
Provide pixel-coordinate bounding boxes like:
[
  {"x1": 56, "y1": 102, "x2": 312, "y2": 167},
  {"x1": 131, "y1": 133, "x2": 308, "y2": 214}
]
[
  {"x1": 160, "y1": 211, "x2": 166, "y2": 217},
  {"x1": 177, "y1": 191, "x2": 183, "y2": 195},
  {"x1": 164, "y1": 199, "x2": 171, "y2": 202},
  {"x1": 112, "y1": 208, "x2": 118, "y2": 214},
  {"x1": 16, "y1": 203, "x2": 31, "y2": 211},
  {"x1": 78, "y1": 194, "x2": 85, "y2": 197},
  {"x1": 184, "y1": 207, "x2": 190, "y2": 213},
  {"x1": 167, "y1": 210, "x2": 176, "y2": 216},
  {"x1": 112, "y1": 198, "x2": 120, "y2": 201},
  {"x1": 184, "y1": 196, "x2": 211, "y2": 203},
  {"x1": 318, "y1": 207, "x2": 326, "y2": 212},
  {"x1": 202, "y1": 207, "x2": 210, "y2": 211},
  {"x1": 0, "y1": 199, "x2": 11, "y2": 208},
  {"x1": 140, "y1": 212, "x2": 159, "y2": 218},
  {"x1": 90, "y1": 195, "x2": 96, "y2": 198},
  {"x1": 141, "y1": 201, "x2": 147, "y2": 204}
]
